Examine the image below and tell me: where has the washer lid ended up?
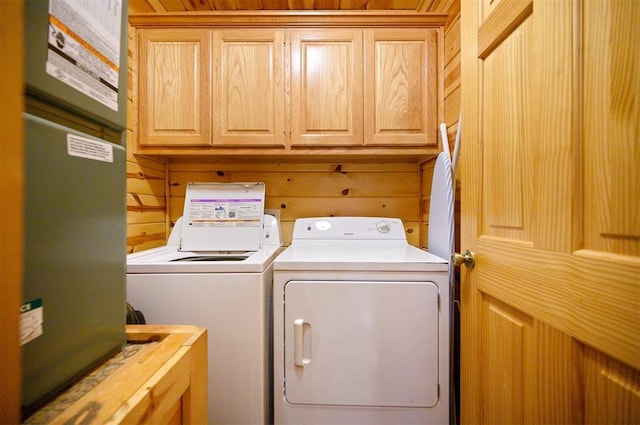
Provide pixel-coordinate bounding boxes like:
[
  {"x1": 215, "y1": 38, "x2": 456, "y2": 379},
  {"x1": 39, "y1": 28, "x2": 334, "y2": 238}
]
[
  {"x1": 179, "y1": 182, "x2": 265, "y2": 252},
  {"x1": 126, "y1": 244, "x2": 282, "y2": 273}
]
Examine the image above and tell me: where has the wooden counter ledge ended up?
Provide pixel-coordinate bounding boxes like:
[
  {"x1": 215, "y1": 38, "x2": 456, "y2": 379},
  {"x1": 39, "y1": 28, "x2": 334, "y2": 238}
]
[{"x1": 24, "y1": 325, "x2": 207, "y2": 425}]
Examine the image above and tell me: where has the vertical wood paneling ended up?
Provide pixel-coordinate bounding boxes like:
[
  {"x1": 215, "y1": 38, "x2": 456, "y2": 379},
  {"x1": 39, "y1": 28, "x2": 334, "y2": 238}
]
[
  {"x1": 583, "y1": 0, "x2": 640, "y2": 257},
  {"x1": 584, "y1": 346, "x2": 640, "y2": 424},
  {"x1": 529, "y1": 321, "x2": 582, "y2": 424},
  {"x1": 482, "y1": 23, "x2": 529, "y2": 235},
  {"x1": 481, "y1": 299, "x2": 584, "y2": 425},
  {"x1": 529, "y1": 0, "x2": 574, "y2": 253},
  {"x1": 482, "y1": 297, "x2": 528, "y2": 424}
]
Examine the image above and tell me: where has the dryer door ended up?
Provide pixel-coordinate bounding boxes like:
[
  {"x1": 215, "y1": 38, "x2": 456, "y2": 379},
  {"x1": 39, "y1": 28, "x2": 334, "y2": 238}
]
[{"x1": 283, "y1": 280, "x2": 440, "y2": 407}]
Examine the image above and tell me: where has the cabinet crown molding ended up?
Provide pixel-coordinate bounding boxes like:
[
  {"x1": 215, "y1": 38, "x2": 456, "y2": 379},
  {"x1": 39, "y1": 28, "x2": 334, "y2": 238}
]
[{"x1": 129, "y1": 10, "x2": 447, "y2": 28}]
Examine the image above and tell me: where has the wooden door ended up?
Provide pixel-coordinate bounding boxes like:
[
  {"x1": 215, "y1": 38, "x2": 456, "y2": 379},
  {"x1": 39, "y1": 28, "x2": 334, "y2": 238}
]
[
  {"x1": 215, "y1": 29, "x2": 285, "y2": 147},
  {"x1": 364, "y1": 29, "x2": 439, "y2": 147},
  {"x1": 460, "y1": 0, "x2": 640, "y2": 423},
  {"x1": 290, "y1": 29, "x2": 363, "y2": 147},
  {"x1": 138, "y1": 29, "x2": 212, "y2": 147}
]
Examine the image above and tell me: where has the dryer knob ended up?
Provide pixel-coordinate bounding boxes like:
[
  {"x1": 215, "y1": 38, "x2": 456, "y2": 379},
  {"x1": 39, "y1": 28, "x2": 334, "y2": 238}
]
[{"x1": 376, "y1": 221, "x2": 391, "y2": 233}]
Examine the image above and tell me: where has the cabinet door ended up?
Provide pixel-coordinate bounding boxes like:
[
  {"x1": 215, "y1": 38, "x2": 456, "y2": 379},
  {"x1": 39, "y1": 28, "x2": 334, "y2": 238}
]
[
  {"x1": 215, "y1": 30, "x2": 285, "y2": 147},
  {"x1": 290, "y1": 30, "x2": 363, "y2": 147},
  {"x1": 138, "y1": 29, "x2": 212, "y2": 147},
  {"x1": 364, "y1": 29, "x2": 438, "y2": 147}
]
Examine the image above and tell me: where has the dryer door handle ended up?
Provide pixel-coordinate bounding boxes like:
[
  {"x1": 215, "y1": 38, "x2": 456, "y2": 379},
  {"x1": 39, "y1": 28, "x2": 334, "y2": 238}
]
[{"x1": 294, "y1": 319, "x2": 311, "y2": 367}]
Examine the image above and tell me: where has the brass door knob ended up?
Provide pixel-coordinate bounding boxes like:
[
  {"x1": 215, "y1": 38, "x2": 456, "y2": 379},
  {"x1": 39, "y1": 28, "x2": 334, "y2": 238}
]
[{"x1": 452, "y1": 249, "x2": 475, "y2": 269}]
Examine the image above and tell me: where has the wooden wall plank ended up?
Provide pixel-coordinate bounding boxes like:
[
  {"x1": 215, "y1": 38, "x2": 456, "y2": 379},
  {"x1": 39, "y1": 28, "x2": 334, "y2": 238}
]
[
  {"x1": 170, "y1": 196, "x2": 419, "y2": 220},
  {"x1": 444, "y1": 50, "x2": 460, "y2": 98},
  {"x1": 127, "y1": 222, "x2": 167, "y2": 253},
  {"x1": 169, "y1": 161, "x2": 418, "y2": 172},
  {"x1": 444, "y1": 84, "x2": 461, "y2": 129},
  {"x1": 168, "y1": 161, "x2": 422, "y2": 245},
  {"x1": 168, "y1": 170, "x2": 419, "y2": 197},
  {"x1": 128, "y1": 209, "x2": 166, "y2": 225},
  {"x1": 443, "y1": 12, "x2": 460, "y2": 66}
]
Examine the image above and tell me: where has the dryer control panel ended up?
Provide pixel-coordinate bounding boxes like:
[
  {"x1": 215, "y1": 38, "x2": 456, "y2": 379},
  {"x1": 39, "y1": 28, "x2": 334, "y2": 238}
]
[{"x1": 292, "y1": 217, "x2": 407, "y2": 241}]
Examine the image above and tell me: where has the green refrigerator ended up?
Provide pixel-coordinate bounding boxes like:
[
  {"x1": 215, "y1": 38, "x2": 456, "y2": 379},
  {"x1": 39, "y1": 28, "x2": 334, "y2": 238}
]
[{"x1": 21, "y1": 0, "x2": 129, "y2": 417}]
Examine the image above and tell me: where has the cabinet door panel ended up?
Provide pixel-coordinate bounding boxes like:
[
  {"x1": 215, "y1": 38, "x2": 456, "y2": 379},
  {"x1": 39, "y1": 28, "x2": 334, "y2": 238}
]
[
  {"x1": 365, "y1": 29, "x2": 438, "y2": 147},
  {"x1": 215, "y1": 30, "x2": 285, "y2": 147},
  {"x1": 291, "y1": 30, "x2": 363, "y2": 147},
  {"x1": 138, "y1": 29, "x2": 212, "y2": 147}
]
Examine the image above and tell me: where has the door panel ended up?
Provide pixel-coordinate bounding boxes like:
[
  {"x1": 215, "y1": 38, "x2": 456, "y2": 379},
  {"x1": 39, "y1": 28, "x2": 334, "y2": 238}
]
[
  {"x1": 215, "y1": 30, "x2": 285, "y2": 147},
  {"x1": 283, "y1": 280, "x2": 439, "y2": 407},
  {"x1": 364, "y1": 29, "x2": 438, "y2": 147},
  {"x1": 290, "y1": 30, "x2": 363, "y2": 146},
  {"x1": 138, "y1": 29, "x2": 212, "y2": 147},
  {"x1": 583, "y1": 0, "x2": 640, "y2": 256},
  {"x1": 480, "y1": 297, "x2": 528, "y2": 423},
  {"x1": 461, "y1": 0, "x2": 640, "y2": 422},
  {"x1": 481, "y1": 19, "x2": 531, "y2": 241},
  {"x1": 584, "y1": 347, "x2": 640, "y2": 423}
]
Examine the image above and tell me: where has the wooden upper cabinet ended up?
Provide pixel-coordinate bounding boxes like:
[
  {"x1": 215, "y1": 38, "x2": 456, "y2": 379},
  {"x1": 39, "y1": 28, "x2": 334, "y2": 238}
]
[
  {"x1": 138, "y1": 29, "x2": 212, "y2": 147},
  {"x1": 132, "y1": 14, "x2": 445, "y2": 157},
  {"x1": 290, "y1": 30, "x2": 364, "y2": 147},
  {"x1": 214, "y1": 30, "x2": 286, "y2": 147},
  {"x1": 364, "y1": 29, "x2": 438, "y2": 147}
]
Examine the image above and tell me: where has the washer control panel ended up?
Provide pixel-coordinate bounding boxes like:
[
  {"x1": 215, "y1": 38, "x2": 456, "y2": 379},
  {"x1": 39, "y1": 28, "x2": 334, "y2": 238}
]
[{"x1": 292, "y1": 217, "x2": 407, "y2": 240}]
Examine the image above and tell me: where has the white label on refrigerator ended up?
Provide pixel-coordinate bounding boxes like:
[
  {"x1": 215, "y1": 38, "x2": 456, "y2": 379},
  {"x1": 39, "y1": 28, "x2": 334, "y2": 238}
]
[
  {"x1": 20, "y1": 298, "x2": 44, "y2": 346},
  {"x1": 67, "y1": 134, "x2": 114, "y2": 163},
  {"x1": 187, "y1": 198, "x2": 263, "y2": 227},
  {"x1": 46, "y1": 0, "x2": 122, "y2": 111}
]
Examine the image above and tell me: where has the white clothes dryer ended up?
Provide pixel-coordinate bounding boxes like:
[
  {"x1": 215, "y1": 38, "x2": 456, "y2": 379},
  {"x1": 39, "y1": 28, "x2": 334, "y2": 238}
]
[
  {"x1": 272, "y1": 153, "x2": 455, "y2": 425},
  {"x1": 127, "y1": 182, "x2": 282, "y2": 425}
]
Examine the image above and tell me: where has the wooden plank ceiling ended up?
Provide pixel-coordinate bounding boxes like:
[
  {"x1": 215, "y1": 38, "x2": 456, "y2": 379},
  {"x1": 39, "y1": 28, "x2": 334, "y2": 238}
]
[{"x1": 129, "y1": 0, "x2": 453, "y2": 13}]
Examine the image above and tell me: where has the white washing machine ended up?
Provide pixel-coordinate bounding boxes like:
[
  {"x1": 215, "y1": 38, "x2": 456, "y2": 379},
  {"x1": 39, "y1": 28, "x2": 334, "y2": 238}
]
[
  {"x1": 273, "y1": 154, "x2": 454, "y2": 424},
  {"x1": 127, "y1": 182, "x2": 282, "y2": 425}
]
